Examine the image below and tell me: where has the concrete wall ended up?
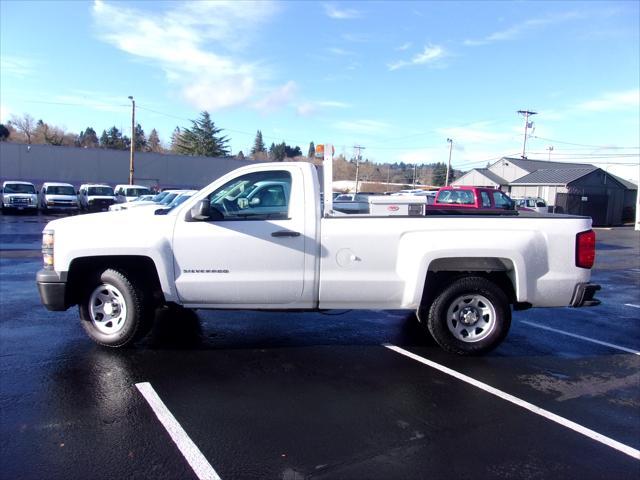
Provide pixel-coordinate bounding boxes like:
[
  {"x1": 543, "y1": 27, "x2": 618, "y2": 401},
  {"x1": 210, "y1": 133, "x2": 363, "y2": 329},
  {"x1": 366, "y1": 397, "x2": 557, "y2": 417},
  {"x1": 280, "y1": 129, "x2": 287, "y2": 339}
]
[{"x1": 0, "y1": 143, "x2": 252, "y2": 190}]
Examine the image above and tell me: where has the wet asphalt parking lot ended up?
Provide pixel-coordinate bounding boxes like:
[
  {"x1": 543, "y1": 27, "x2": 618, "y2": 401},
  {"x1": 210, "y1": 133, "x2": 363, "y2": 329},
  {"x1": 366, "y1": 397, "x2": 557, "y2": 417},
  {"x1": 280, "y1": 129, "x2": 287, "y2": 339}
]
[{"x1": 1, "y1": 212, "x2": 639, "y2": 480}]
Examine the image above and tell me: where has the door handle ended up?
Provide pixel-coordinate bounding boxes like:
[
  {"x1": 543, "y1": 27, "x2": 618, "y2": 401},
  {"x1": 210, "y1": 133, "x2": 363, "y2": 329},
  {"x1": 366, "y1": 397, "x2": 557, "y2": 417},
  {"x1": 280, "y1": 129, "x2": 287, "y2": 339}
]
[{"x1": 271, "y1": 230, "x2": 301, "y2": 237}]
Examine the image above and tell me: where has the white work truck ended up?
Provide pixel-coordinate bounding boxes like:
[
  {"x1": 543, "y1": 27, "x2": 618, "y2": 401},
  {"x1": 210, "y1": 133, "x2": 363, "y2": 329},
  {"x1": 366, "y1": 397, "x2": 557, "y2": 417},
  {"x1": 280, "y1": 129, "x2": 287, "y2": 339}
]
[{"x1": 36, "y1": 159, "x2": 600, "y2": 355}]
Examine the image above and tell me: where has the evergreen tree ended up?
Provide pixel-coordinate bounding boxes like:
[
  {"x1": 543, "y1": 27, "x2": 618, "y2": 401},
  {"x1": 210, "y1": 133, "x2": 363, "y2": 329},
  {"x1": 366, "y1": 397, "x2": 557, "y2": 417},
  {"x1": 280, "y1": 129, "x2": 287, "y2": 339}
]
[
  {"x1": 133, "y1": 123, "x2": 147, "y2": 151},
  {"x1": 100, "y1": 126, "x2": 129, "y2": 150},
  {"x1": 270, "y1": 142, "x2": 287, "y2": 161},
  {"x1": 0, "y1": 124, "x2": 9, "y2": 141},
  {"x1": 78, "y1": 127, "x2": 99, "y2": 148},
  {"x1": 148, "y1": 128, "x2": 162, "y2": 152},
  {"x1": 251, "y1": 130, "x2": 266, "y2": 155},
  {"x1": 308, "y1": 141, "x2": 315, "y2": 158},
  {"x1": 284, "y1": 145, "x2": 302, "y2": 158},
  {"x1": 170, "y1": 127, "x2": 181, "y2": 153},
  {"x1": 174, "y1": 111, "x2": 230, "y2": 157},
  {"x1": 237, "y1": 150, "x2": 245, "y2": 160},
  {"x1": 432, "y1": 162, "x2": 448, "y2": 186}
]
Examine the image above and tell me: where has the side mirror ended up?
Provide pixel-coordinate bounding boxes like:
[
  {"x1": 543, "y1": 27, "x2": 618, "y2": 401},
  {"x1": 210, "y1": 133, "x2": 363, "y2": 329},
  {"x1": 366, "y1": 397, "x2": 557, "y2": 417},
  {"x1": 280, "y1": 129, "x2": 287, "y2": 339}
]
[{"x1": 188, "y1": 199, "x2": 224, "y2": 221}]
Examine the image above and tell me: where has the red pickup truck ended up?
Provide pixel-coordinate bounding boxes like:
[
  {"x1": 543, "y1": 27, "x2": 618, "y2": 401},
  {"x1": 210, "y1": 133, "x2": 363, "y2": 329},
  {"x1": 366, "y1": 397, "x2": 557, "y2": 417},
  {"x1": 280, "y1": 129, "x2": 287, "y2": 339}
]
[{"x1": 426, "y1": 186, "x2": 516, "y2": 214}]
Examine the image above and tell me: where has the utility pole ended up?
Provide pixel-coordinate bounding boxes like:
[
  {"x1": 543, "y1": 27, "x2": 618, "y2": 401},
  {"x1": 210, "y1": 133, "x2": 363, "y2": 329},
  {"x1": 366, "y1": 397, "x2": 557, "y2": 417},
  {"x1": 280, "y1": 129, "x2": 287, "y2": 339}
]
[
  {"x1": 353, "y1": 145, "x2": 365, "y2": 193},
  {"x1": 517, "y1": 110, "x2": 537, "y2": 159},
  {"x1": 386, "y1": 165, "x2": 391, "y2": 191},
  {"x1": 412, "y1": 163, "x2": 417, "y2": 188},
  {"x1": 546, "y1": 145, "x2": 554, "y2": 161},
  {"x1": 445, "y1": 138, "x2": 453, "y2": 186},
  {"x1": 128, "y1": 96, "x2": 135, "y2": 184}
]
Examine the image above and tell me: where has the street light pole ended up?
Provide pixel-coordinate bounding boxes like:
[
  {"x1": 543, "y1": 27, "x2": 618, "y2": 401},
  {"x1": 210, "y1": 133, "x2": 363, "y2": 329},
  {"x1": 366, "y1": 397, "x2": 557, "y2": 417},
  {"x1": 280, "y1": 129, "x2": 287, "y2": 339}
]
[
  {"x1": 128, "y1": 96, "x2": 135, "y2": 185},
  {"x1": 445, "y1": 138, "x2": 453, "y2": 186}
]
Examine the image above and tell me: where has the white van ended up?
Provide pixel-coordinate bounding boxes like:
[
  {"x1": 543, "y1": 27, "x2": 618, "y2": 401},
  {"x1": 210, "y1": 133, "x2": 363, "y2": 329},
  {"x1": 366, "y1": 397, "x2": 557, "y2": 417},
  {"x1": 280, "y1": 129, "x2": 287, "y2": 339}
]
[
  {"x1": 1, "y1": 180, "x2": 38, "y2": 213},
  {"x1": 114, "y1": 184, "x2": 152, "y2": 203},
  {"x1": 39, "y1": 182, "x2": 79, "y2": 213},
  {"x1": 78, "y1": 184, "x2": 116, "y2": 212}
]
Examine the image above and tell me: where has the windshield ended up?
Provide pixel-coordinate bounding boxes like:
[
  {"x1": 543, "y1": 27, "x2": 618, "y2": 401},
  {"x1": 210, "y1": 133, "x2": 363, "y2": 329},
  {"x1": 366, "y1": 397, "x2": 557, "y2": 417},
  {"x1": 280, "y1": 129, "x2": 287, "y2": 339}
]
[
  {"x1": 4, "y1": 183, "x2": 35, "y2": 194},
  {"x1": 46, "y1": 186, "x2": 75, "y2": 196},
  {"x1": 125, "y1": 187, "x2": 151, "y2": 197},
  {"x1": 87, "y1": 186, "x2": 114, "y2": 196}
]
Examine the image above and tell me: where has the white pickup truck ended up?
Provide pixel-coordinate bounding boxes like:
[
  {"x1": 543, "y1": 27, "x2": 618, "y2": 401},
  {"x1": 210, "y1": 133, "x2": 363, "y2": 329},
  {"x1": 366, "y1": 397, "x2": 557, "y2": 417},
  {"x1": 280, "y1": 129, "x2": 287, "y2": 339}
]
[{"x1": 36, "y1": 160, "x2": 600, "y2": 355}]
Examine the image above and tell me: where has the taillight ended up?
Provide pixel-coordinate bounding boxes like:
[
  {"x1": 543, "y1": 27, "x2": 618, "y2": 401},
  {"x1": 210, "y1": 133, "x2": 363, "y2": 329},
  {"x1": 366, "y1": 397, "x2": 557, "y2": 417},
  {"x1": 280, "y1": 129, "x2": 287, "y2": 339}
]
[{"x1": 576, "y1": 230, "x2": 596, "y2": 269}]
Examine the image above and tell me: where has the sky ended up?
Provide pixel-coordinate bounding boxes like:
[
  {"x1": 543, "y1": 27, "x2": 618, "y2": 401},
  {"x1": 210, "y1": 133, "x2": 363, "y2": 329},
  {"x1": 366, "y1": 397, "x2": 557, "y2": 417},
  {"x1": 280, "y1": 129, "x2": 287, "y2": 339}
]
[{"x1": 1, "y1": 0, "x2": 639, "y2": 182}]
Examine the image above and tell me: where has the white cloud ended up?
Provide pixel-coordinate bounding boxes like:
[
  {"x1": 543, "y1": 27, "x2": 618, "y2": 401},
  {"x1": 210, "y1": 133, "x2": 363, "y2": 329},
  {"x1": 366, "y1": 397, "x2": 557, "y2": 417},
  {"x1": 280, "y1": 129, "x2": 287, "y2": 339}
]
[
  {"x1": 296, "y1": 100, "x2": 350, "y2": 116},
  {"x1": 92, "y1": 0, "x2": 281, "y2": 111},
  {"x1": 388, "y1": 44, "x2": 446, "y2": 71},
  {"x1": 341, "y1": 33, "x2": 368, "y2": 42},
  {"x1": 254, "y1": 81, "x2": 298, "y2": 114},
  {"x1": 464, "y1": 12, "x2": 582, "y2": 46},
  {"x1": 576, "y1": 89, "x2": 640, "y2": 112},
  {"x1": 0, "y1": 55, "x2": 35, "y2": 77},
  {"x1": 334, "y1": 119, "x2": 390, "y2": 134},
  {"x1": 396, "y1": 42, "x2": 412, "y2": 51},
  {"x1": 328, "y1": 47, "x2": 354, "y2": 56},
  {"x1": 323, "y1": 3, "x2": 360, "y2": 20}
]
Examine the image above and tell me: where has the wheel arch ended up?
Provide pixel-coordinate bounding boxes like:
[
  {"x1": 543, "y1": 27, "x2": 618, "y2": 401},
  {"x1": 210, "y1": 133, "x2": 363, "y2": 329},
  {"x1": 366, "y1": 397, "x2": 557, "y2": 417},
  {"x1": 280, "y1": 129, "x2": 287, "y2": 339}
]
[{"x1": 67, "y1": 255, "x2": 165, "y2": 306}]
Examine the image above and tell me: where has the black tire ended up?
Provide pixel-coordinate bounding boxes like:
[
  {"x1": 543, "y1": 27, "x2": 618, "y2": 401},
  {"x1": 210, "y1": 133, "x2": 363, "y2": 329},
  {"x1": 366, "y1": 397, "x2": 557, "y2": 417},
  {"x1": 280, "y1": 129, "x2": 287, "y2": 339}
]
[
  {"x1": 425, "y1": 276, "x2": 511, "y2": 356},
  {"x1": 78, "y1": 268, "x2": 152, "y2": 347}
]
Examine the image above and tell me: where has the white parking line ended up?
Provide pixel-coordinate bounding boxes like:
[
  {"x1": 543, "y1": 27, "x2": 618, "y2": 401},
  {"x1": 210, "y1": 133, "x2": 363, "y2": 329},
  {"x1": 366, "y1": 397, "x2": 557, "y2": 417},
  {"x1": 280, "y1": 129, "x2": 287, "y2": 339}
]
[
  {"x1": 520, "y1": 320, "x2": 640, "y2": 356},
  {"x1": 136, "y1": 382, "x2": 222, "y2": 480},
  {"x1": 383, "y1": 344, "x2": 640, "y2": 461},
  {"x1": 625, "y1": 304, "x2": 640, "y2": 309}
]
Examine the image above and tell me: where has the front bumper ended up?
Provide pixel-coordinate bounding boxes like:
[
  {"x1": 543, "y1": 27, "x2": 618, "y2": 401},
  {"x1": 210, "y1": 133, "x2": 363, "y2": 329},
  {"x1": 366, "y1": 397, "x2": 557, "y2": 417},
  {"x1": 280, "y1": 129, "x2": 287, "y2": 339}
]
[
  {"x1": 36, "y1": 269, "x2": 70, "y2": 311},
  {"x1": 570, "y1": 282, "x2": 601, "y2": 307}
]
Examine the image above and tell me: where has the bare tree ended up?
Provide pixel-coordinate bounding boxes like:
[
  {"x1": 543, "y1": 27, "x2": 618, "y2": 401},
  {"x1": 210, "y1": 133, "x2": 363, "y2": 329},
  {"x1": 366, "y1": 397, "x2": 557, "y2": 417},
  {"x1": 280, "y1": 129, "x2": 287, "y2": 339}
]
[{"x1": 9, "y1": 113, "x2": 36, "y2": 144}]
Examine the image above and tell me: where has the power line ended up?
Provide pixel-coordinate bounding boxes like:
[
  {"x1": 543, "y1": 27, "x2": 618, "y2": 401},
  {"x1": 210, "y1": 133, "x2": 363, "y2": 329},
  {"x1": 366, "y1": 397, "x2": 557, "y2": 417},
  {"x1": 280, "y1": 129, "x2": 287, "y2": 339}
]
[{"x1": 529, "y1": 135, "x2": 640, "y2": 150}]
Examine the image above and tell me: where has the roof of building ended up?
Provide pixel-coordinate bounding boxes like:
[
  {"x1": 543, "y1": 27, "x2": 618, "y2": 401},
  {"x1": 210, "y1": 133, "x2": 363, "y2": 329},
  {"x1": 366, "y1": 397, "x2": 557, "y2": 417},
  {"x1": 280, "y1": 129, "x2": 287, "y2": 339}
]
[
  {"x1": 475, "y1": 168, "x2": 508, "y2": 185},
  {"x1": 608, "y1": 173, "x2": 638, "y2": 190},
  {"x1": 510, "y1": 167, "x2": 599, "y2": 185},
  {"x1": 500, "y1": 157, "x2": 593, "y2": 172}
]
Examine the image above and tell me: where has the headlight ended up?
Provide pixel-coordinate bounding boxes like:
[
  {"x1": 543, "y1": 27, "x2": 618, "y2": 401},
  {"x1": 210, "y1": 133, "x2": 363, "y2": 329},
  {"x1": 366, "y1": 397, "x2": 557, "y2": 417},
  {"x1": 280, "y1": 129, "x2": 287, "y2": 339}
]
[{"x1": 42, "y1": 231, "x2": 54, "y2": 269}]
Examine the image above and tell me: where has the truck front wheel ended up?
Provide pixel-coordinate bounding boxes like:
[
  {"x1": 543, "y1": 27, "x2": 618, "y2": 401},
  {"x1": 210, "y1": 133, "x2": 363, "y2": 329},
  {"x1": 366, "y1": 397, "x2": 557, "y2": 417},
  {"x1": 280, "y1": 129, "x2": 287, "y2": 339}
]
[
  {"x1": 79, "y1": 268, "x2": 151, "y2": 347},
  {"x1": 426, "y1": 276, "x2": 511, "y2": 356}
]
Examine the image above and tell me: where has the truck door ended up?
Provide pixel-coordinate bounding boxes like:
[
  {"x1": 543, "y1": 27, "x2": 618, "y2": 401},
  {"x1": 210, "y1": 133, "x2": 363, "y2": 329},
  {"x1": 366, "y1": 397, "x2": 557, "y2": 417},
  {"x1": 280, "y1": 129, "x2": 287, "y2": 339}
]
[{"x1": 172, "y1": 168, "x2": 308, "y2": 306}]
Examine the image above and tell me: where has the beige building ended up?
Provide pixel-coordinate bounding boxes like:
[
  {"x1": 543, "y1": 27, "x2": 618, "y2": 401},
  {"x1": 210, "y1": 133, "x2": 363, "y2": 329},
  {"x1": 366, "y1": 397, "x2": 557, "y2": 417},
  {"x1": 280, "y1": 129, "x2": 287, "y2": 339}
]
[{"x1": 452, "y1": 157, "x2": 637, "y2": 226}]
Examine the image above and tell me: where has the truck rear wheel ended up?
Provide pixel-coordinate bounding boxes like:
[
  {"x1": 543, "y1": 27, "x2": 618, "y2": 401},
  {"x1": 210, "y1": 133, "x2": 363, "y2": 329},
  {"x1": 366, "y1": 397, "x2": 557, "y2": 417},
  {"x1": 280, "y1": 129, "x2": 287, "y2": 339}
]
[
  {"x1": 79, "y1": 268, "x2": 152, "y2": 347},
  {"x1": 425, "y1": 276, "x2": 511, "y2": 356}
]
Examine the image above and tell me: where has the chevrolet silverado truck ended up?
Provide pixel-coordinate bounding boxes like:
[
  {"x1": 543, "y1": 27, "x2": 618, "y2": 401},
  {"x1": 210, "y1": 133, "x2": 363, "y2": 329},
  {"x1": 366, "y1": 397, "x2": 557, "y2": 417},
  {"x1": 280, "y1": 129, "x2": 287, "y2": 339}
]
[{"x1": 36, "y1": 160, "x2": 600, "y2": 355}]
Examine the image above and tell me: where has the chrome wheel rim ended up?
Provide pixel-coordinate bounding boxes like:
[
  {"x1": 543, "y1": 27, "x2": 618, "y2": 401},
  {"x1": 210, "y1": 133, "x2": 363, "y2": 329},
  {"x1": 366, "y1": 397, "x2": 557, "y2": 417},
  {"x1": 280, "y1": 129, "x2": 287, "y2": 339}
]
[
  {"x1": 446, "y1": 294, "x2": 496, "y2": 342},
  {"x1": 88, "y1": 284, "x2": 128, "y2": 335}
]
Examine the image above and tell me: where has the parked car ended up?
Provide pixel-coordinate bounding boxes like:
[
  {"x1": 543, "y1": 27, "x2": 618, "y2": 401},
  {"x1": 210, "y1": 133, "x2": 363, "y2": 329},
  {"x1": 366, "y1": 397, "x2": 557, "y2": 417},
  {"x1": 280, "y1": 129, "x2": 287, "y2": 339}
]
[
  {"x1": 114, "y1": 184, "x2": 152, "y2": 203},
  {"x1": 39, "y1": 182, "x2": 79, "y2": 213},
  {"x1": 333, "y1": 193, "x2": 374, "y2": 214},
  {"x1": 428, "y1": 186, "x2": 515, "y2": 213},
  {"x1": 109, "y1": 190, "x2": 189, "y2": 212},
  {"x1": 514, "y1": 197, "x2": 548, "y2": 214},
  {"x1": 1, "y1": 180, "x2": 38, "y2": 213},
  {"x1": 78, "y1": 184, "x2": 116, "y2": 212}
]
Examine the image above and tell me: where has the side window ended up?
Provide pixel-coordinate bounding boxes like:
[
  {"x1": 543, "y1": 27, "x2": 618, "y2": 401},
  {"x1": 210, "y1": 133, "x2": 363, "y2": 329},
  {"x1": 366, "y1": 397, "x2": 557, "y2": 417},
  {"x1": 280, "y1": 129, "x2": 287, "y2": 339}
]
[
  {"x1": 460, "y1": 191, "x2": 474, "y2": 205},
  {"x1": 480, "y1": 191, "x2": 491, "y2": 208},
  {"x1": 207, "y1": 170, "x2": 291, "y2": 220},
  {"x1": 493, "y1": 191, "x2": 511, "y2": 208}
]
